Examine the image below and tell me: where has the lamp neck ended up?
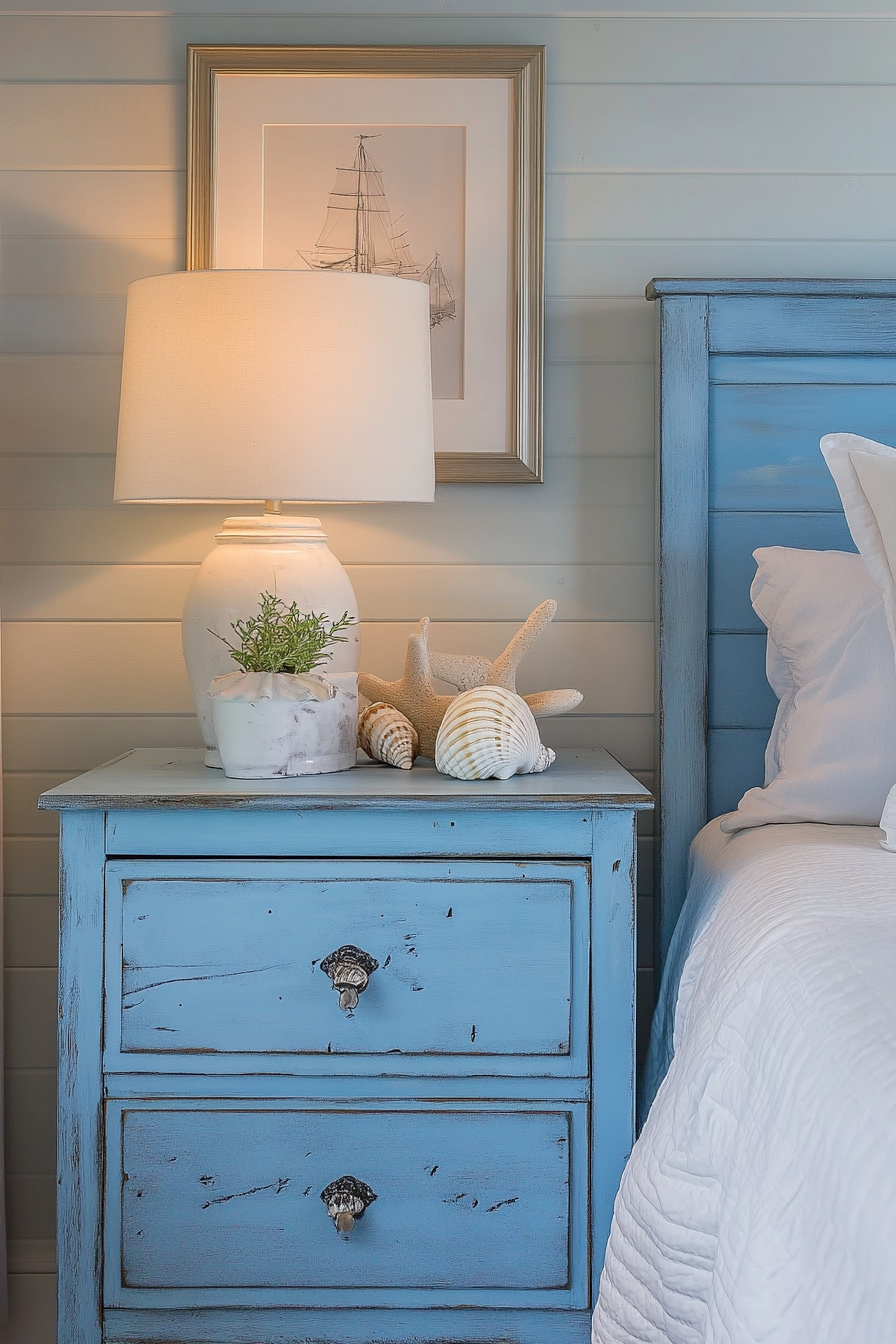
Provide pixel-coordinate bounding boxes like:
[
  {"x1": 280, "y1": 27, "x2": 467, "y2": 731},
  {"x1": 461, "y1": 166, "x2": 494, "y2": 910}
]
[{"x1": 215, "y1": 515, "x2": 329, "y2": 545}]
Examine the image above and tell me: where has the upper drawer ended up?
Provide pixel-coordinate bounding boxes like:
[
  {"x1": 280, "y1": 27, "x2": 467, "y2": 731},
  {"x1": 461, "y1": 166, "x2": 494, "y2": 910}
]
[{"x1": 105, "y1": 859, "x2": 589, "y2": 1076}]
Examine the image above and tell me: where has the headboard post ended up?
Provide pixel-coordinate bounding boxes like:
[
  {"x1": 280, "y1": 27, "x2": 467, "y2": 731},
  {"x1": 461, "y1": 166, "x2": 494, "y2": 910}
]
[{"x1": 651, "y1": 292, "x2": 710, "y2": 968}]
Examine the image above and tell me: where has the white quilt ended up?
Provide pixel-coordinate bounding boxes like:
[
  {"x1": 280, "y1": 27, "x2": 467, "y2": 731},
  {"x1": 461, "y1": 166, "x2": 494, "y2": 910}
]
[{"x1": 593, "y1": 820, "x2": 896, "y2": 1344}]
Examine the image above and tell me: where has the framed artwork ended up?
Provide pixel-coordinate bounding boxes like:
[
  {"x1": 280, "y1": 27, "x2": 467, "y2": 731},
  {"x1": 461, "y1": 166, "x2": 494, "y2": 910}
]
[{"x1": 187, "y1": 45, "x2": 545, "y2": 483}]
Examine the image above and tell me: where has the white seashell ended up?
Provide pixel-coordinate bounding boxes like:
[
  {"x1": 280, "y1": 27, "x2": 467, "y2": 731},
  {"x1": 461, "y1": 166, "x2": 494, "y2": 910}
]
[
  {"x1": 358, "y1": 701, "x2": 419, "y2": 770},
  {"x1": 434, "y1": 686, "x2": 556, "y2": 781}
]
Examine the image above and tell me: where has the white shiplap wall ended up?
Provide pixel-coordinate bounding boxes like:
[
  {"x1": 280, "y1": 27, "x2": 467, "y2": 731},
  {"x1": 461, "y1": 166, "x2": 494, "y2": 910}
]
[{"x1": 3, "y1": 5, "x2": 896, "y2": 1337}]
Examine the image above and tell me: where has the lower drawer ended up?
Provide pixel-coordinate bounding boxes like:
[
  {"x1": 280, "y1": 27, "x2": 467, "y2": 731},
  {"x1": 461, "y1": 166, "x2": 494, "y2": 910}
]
[{"x1": 105, "y1": 1100, "x2": 589, "y2": 1310}]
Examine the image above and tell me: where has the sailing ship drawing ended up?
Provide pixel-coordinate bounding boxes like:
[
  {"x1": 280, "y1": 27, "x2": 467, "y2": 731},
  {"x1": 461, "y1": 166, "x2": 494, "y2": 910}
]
[{"x1": 305, "y1": 134, "x2": 456, "y2": 329}]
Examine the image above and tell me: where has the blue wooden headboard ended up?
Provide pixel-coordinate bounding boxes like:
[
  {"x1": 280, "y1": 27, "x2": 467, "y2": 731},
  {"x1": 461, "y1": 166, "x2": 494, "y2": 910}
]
[{"x1": 649, "y1": 278, "x2": 896, "y2": 966}]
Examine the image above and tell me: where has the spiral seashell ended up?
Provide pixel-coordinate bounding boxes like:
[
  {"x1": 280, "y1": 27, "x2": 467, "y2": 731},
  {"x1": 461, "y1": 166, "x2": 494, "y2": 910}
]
[
  {"x1": 434, "y1": 686, "x2": 556, "y2": 781},
  {"x1": 358, "y1": 701, "x2": 419, "y2": 770}
]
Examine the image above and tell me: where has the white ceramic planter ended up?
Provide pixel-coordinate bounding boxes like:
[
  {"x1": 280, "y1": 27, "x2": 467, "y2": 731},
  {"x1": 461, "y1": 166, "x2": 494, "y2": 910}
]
[
  {"x1": 183, "y1": 515, "x2": 359, "y2": 766},
  {"x1": 210, "y1": 671, "x2": 358, "y2": 779}
]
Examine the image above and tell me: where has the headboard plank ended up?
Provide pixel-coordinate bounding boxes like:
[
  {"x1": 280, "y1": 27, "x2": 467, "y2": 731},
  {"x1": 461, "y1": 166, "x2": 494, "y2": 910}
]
[
  {"x1": 655, "y1": 294, "x2": 709, "y2": 968},
  {"x1": 650, "y1": 279, "x2": 896, "y2": 973}
]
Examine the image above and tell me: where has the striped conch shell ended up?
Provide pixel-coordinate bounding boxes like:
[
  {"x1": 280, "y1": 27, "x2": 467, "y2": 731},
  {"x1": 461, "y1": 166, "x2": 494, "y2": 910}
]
[
  {"x1": 434, "y1": 686, "x2": 556, "y2": 781},
  {"x1": 358, "y1": 701, "x2": 419, "y2": 770}
]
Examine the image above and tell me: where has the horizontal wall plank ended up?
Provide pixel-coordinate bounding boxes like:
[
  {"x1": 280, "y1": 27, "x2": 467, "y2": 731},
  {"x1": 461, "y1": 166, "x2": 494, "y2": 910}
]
[
  {"x1": 0, "y1": 561, "x2": 654, "y2": 622},
  {"x1": 4, "y1": 897, "x2": 59, "y2": 966},
  {"x1": 9, "y1": 245, "x2": 896, "y2": 328},
  {"x1": 0, "y1": 563, "x2": 197, "y2": 620},
  {"x1": 549, "y1": 84, "x2": 896, "y2": 174},
  {"x1": 8, "y1": 168, "x2": 890, "y2": 250},
  {"x1": 546, "y1": 362, "x2": 653, "y2": 454},
  {"x1": 5, "y1": 1175, "x2": 55, "y2": 1244},
  {"x1": 0, "y1": 84, "x2": 181, "y2": 169},
  {"x1": 1, "y1": 236, "x2": 180, "y2": 296},
  {"x1": 4, "y1": 774, "x2": 67, "y2": 838},
  {"x1": 0, "y1": 712, "x2": 653, "y2": 774},
  {"x1": 355, "y1": 621, "x2": 655, "y2": 715},
  {"x1": 0, "y1": 351, "x2": 653, "y2": 455},
  {"x1": 2, "y1": 622, "x2": 192, "y2": 713},
  {"x1": 0, "y1": 290, "x2": 655, "y2": 352},
  {"x1": 0, "y1": 355, "x2": 121, "y2": 454},
  {"x1": 547, "y1": 240, "x2": 896, "y2": 298},
  {"x1": 5, "y1": 970, "x2": 56, "y2": 1069},
  {"x1": 5, "y1": 16, "x2": 896, "y2": 85},
  {"x1": 0, "y1": 15, "x2": 177, "y2": 80},
  {"x1": 547, "y1": 173, "x2": 896, "y2": 243},
  {"x1": 4, "y1": 838, "x2": 58, "y2": 896},
  {"x1": 0, "y1": 451, "x2": 653, "y2": 515},
  {"x1": 0, "y1": 168, "x2": 182, "y2": 237},
  {"x1": 0, "y1": 295, "x2": 125, "y2": 354},
  {"x1": 0, "y1": 455, "x2": 114, "y2": 507},
  {"x1": 1, "y1": 620, "x2": 654, "y2": 714},
  {"x1": 7, "y1": 80, "x2": 892, "y2": 178},
  {"x1": 7, "y1": 1243, "x2": 56, "y2": 1277},
  {"x1": 4, "y1": 1070, "x2": 56, "y2": 1173},
  {"x1": 544, "y1": 299, "x2": 654, "y2": 364},
  {"x1": 4, "y1": 1272, "x2": 56, "y2": 1344},
  {"x1": 2, "y1": 714, "x2": 203, "y2": 771},
  {"x1": 0, "y1": 458, "x2": 656, "y2": 565},
  {"x1": 537, "y1": 715, "x2": 655, "y2": 771}
]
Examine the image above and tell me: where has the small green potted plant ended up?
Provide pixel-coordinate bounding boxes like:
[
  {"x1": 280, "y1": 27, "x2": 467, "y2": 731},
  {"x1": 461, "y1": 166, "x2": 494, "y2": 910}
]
[{"x1": 207, "y1": 593, "x2": 358, "y2": 778}]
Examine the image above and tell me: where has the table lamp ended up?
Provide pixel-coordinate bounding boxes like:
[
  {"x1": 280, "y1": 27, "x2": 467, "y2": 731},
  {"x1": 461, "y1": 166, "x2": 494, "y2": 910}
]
[{"x1": 114, "y1": 268, "x2": 435, "y2": 766}]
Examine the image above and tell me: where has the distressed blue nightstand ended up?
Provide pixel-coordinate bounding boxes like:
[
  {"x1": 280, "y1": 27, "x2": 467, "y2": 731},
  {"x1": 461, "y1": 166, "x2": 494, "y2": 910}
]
[{"x1": 40, "y1": 747, "x2": 651, "y2": 1344}]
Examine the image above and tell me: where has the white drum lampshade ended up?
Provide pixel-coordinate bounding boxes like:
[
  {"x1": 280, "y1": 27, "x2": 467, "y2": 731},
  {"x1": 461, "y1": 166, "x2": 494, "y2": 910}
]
[{"x1": 115, "y1": 269, "x2": 435, "y2": 765}]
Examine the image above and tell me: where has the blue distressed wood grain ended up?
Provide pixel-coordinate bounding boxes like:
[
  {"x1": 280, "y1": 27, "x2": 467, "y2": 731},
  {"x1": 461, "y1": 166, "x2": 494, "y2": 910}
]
[
  {"x1": 707, "y1": 729, "x2": 771, "y2": 819},
  {"x1": 708, "y1": 633, "x2": 778, "y2": 729},
  {"x1": 651, "y1": 281, "x2": 895, "y2": 968},
  {"x1": 654, "y1": 294, "x2": 710, "y2": 967},
  {"x1": 709, "y1": 511, "x2": 856, "y2": 632},
  {"x1": 57, "y1": 813, "x2": 106, "y2": 1344},
  {"x1": 108, "y1": 860, "x2": 586, "y2": 1066},
  {"x1": 709, "y1": 295, "x2": 896, "y2": 354},
  {"x1": 44, "y1": 753, "x2": 647, "y2": 1342},
  {"x1": 712, "y1": 356, "x2": 896, "y2": 385},
  {"x1": 107, "y1": 1102, "x2": 586, "y2": 1306},
  {"x1": 710, "y1": 380, "x2": 896, "y2": 511},
  {"x1": 103, "y1": 1306, "x2": 592, "y2": 1343},
  {"x1": 106, "y1": 806, "x2": 597, "y2": 859},
  {"x1": 589, "y1": 808, "x2": 637, "y2": 1263}
]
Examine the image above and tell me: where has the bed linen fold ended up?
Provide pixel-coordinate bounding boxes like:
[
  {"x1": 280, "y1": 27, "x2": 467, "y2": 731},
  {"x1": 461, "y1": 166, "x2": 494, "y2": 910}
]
[{"x1": 594, "y1": 820, "x2": 896, "y2": 1344}]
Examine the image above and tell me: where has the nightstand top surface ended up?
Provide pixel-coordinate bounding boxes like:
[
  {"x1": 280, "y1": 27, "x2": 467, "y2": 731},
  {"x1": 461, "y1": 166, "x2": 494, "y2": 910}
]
[{"x1": 39, "y1": 747, "x2": 652, "y2": 811}]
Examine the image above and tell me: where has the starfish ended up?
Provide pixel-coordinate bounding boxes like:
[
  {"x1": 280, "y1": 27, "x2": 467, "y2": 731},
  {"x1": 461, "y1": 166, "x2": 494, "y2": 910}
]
[
  {"x1": 430, "y1": 600, "x2": 584, "y2": 719},
  {"x1": 358, "y1": 602, "x2": 584, "y2": 760},
  {"x1": 358, "y1": 618, "x2": 455, "y2": 760}
]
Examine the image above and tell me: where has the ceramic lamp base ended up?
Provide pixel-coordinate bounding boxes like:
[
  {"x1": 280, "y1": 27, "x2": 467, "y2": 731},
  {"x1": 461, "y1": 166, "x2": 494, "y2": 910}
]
[{"x1": 181, "y1": 515, "x2": 360, "y2": 761}]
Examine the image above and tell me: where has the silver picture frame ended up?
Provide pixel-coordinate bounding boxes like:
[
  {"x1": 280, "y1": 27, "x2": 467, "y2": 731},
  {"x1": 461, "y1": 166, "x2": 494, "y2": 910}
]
[{"x1": 187, "y1": 44, "x2": 545, "y2": 483}]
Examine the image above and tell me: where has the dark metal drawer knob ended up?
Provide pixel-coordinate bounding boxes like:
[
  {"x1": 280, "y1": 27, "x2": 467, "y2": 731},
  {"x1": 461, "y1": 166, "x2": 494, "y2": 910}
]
[
  {"x1": 320, "y1": 944, "x2": 379, "y2": 1011},
  {"x1": 320, "y1": 1175, "x2": 377, "y2": 1234}
]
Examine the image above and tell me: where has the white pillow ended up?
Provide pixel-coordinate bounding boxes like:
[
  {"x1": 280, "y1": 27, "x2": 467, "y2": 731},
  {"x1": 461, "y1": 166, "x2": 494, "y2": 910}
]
[
  {"x1": 720, "y1": 546, "x2": 896, "y2": 833},
  {"x1": 820, "y1": 432, "x2": 896, "y2": 848}
]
